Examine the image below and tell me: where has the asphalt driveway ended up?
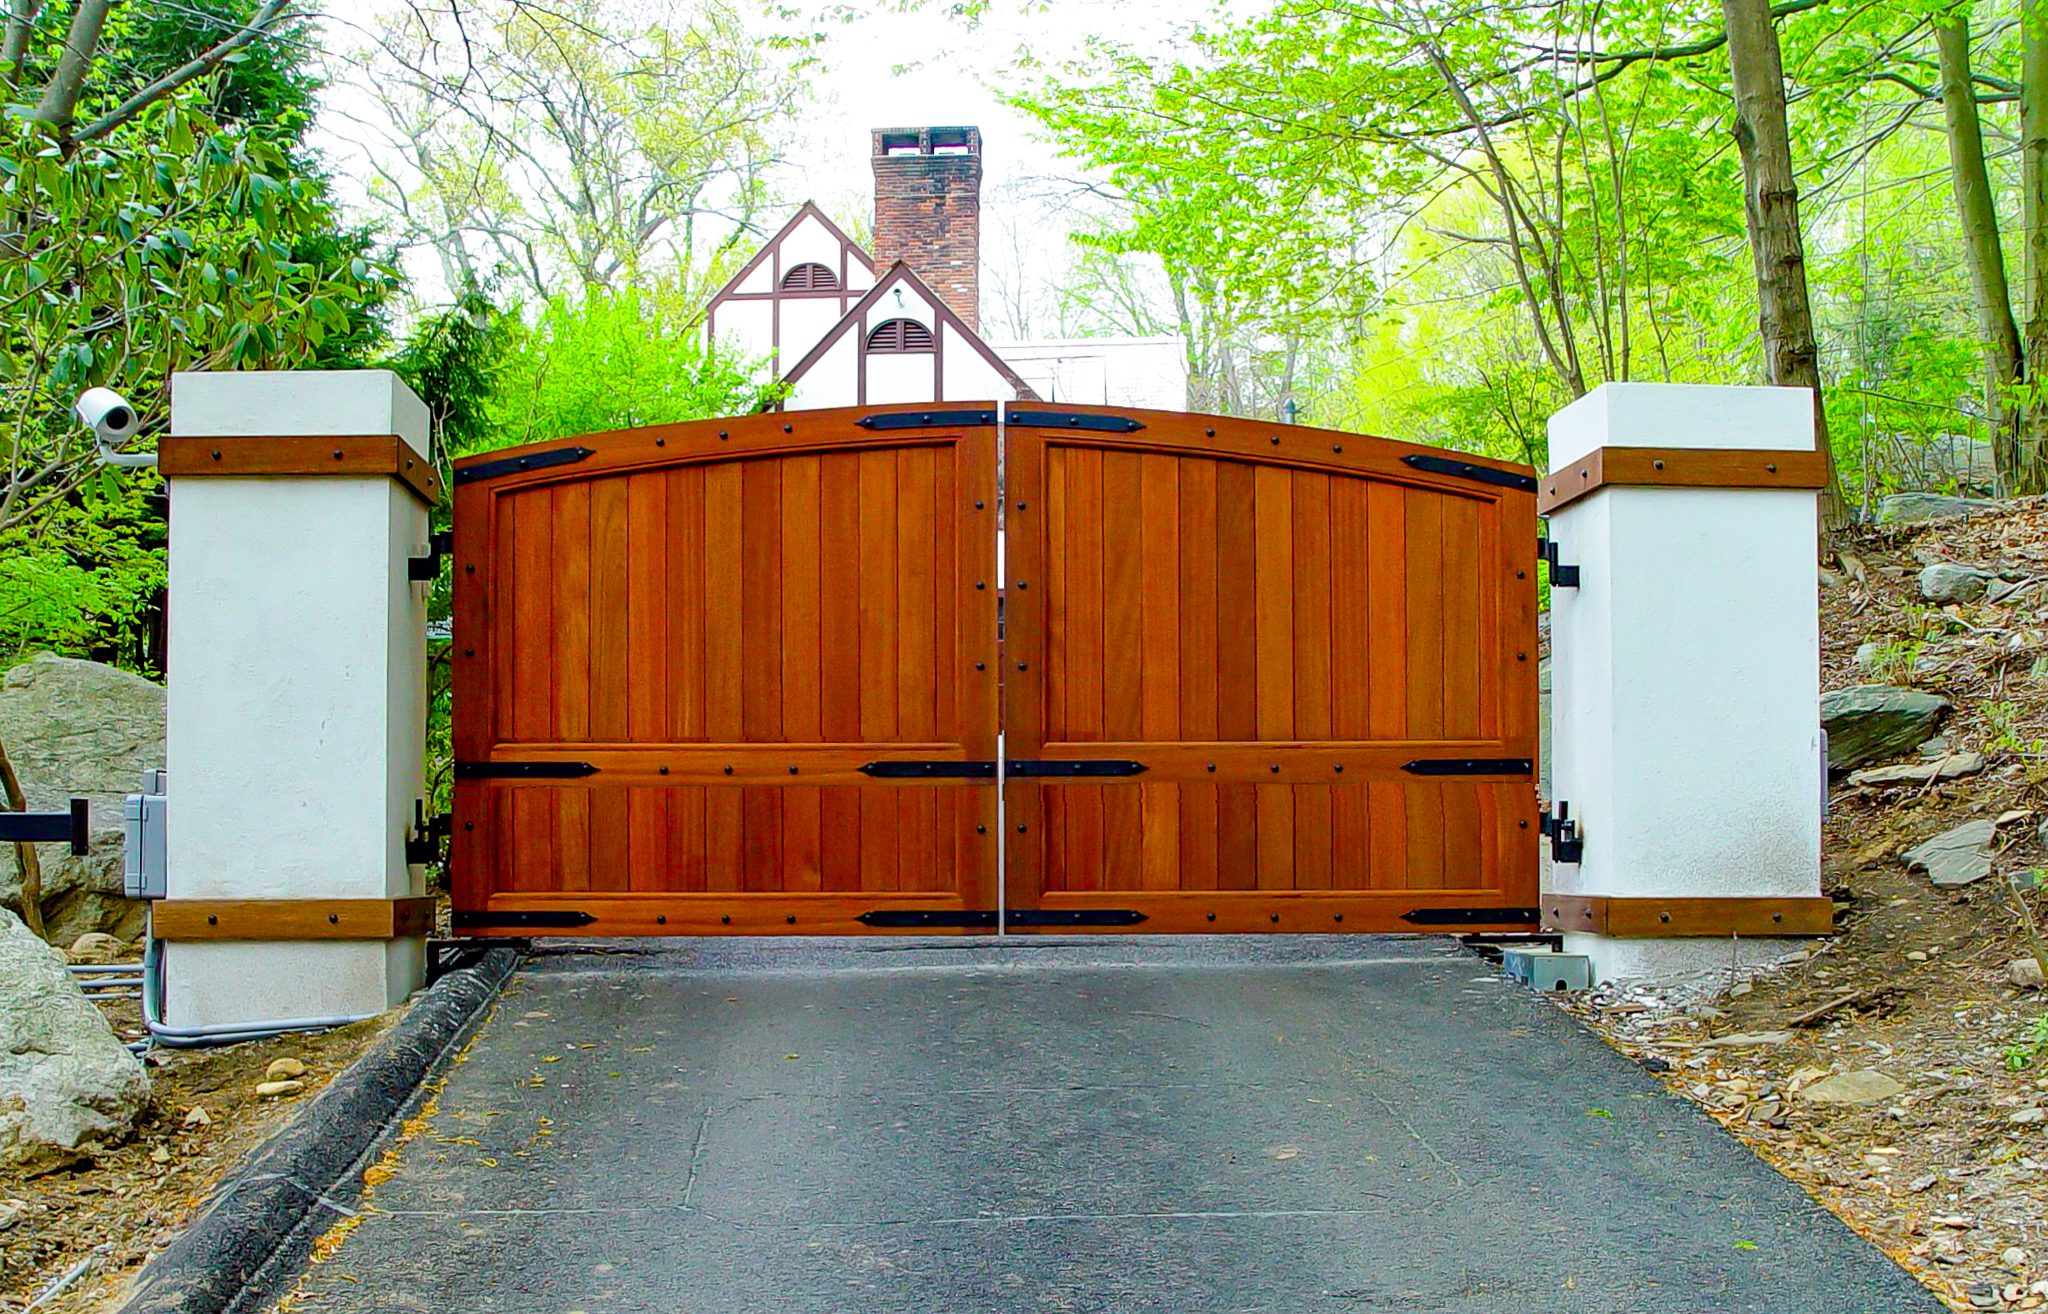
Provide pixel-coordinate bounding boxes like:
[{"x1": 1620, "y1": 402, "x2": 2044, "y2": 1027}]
[{"x1": 277, "y1": 937, "x2": 1941, "y2": 1313}]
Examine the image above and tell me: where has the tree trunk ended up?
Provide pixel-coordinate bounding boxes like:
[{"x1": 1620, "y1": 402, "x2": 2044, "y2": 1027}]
[
  {"x1": 2022, "y1": 0, "x2": 2048, "y2": 491},
  {"x1": 27, "y1": 0, "x2": 112, "y2": 133},
  {"x1": 1938, "y1": 15, "x2": 2027, "y2": 491},
  {"x1": 0, "y1": 733, "x2": 45, "y2": 940},
  {"x1": 1721, "y1": 0, "x2": 1848, "y2": 530}
]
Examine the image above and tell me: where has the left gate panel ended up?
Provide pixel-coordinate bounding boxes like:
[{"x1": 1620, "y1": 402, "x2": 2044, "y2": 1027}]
[{"x1": 450, "y1": 405, "x2": 1000, "y2": 934}]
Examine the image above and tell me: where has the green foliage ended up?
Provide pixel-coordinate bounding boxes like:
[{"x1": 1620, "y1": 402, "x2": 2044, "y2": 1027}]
[
  {"x1": 482, "y1": 284, "x2": 780, "y2": 452},
  {"x1": 2007, "y1": 1012, "x2": 2048, "y2": 1071}
]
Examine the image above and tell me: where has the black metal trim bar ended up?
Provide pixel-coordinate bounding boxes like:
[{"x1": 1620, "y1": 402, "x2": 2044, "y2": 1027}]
[
  {"x1": 857, "y1": 909, "x2": 1000, "y2": 928},
  {"x1": 1402, "y1": 453, "x2": 1539, "y2": 493},
  {"x1": 1401, "y1": 758, "x2": 1535, "y2": 777},
  {"x1": 1401, "y1": 906, "x2": 1542, "y2": 926},
  {"x1": 455, "y1": 760, "x2": 600, "y2": 780},
  {"x1": 454, "y1": 446, "x2": 595, "y2": 485},
  {"x1": 1005, "y1": 760, "x2": 1149, "y2": 778},
  {"x1": 1006, "y1": 409, "x2": 1147, "y2": 434},
  {"x1": 0, "y1": 799, "x2": 88, "y2": 855},
  {"x1": 855, "y1": 908, "x2": 1150, "y2": 928},
  {"x1": 451, "y1": 909, "x2": 597, "y2": 929},
  {"x1": 1006, "y1": 909, "x2": 1149, "y2": 927},
  {"x1": 855, "y1": 409, "x2": 997, "y2": 430},
  {"x1": 858, "y1": 760, "x2": 998, "y2": 778}
]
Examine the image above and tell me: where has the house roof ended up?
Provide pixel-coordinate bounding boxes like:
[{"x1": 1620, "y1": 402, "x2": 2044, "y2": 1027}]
[
  {"x1": 705, "y1": 200, "x2": 874, "y2": 307},
  {"x1": 778, "y1": 261, "x2": 1042, "y2": 402}
]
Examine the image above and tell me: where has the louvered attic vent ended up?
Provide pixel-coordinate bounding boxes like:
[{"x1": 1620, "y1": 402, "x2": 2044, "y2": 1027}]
[
  {"x1": 781, "y1": 262, "x2": 839, "y2": 291},
  {"x1": 867, "y1": 318, "x2": 934, "y2": 353}
]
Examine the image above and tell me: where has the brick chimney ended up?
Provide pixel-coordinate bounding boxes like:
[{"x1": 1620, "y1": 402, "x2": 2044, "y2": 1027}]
[{"x1": 871, "y1": 126, "x2": 982, "y2": 329}]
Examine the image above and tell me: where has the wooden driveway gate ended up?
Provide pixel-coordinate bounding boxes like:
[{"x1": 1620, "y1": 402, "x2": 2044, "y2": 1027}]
[{"x1": 450, "y1": 403, "x2": 1539, "y2": 936}]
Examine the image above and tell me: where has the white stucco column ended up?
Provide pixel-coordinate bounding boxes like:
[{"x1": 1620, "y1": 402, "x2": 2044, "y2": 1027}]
[
  {"x1": 1543, "y1": 383, "x2": 1826, "y2": 983},
  {"x1": 162, "y1": 370, "x2": 433, "y2": 1027}
]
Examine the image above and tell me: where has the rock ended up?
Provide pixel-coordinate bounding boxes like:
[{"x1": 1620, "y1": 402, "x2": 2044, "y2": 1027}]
[
  {"x1": 1920, "y1": 563, "x2": 1998, "y2": 603},
  {"x1": 1853, "y1": 641, "x2": 1880, "y2": 671},
  {"x1": 2004, "y1": 1247, "x2": 2030, "y2": 1269},
  {"x1": 265, "y1": 1058, "x2": 307, "y2": 1081},
  {"x1": 1902, "y1": 820, "x2": 2001, "y2": 888},
  {"x1": 1820, "y1": 685, "x2": 1952, "y2": 772},
  {"x1": 65, "y1": 932, "x2": 126, "y2": 965},
  {"x1": 1847, "y1": 752, "x2": 1985, "y2": 788},
  {"x1": 0, "y1": 908, "x2": 148, "y2": 1164},
  {"x1": 181, "y1": 1106, "x2": 212, "y2": 1128},
  {"x1": 2011, "y1": 1107, "x2": 2045, "y2": 1125},
  {"x1": 149, "y1": 1144, "x2": 171, "y2": 1164},
  {"x1": 1990, "y1": 577, "x2": 2041, "y2": 606},
  {"x1": 2011, "y1": 957, "x2": 2047, "y2": 989},
  {"x1": 0, "y1": 655, "x2": 162, "y2": 944},
  {"x1": 0, "y1": 1198, "x2": 22, "y2": 1230},
  {"x1": 254, "y1": 1079, "x2": 305, "y2": 1099},
  {"x1": 1801, "y1": 1069, "x2": 1908, "y2": 1105},
  {"x1": 1879, "y1": 492, "x2": 2001, "y2": 524}
]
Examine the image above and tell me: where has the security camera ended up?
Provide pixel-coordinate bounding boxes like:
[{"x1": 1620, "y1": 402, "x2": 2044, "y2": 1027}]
[
  {"x1": 74, "y1": 388, "x2": 155, "y2": 468},
  {"x1": 75, "y1": 387, "x2": 140, "y2": 444}
]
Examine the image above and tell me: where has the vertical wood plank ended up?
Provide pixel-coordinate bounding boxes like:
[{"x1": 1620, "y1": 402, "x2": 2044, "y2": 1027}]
[
  {"x1": 858, "y1": 450, "x2": 899, "y2": 741},
  {"x1": 703, "y1": 463, "x2": 744, "y2": 740},
  {"x1": 588, "y1": 479, "x2": 629, "y2": 891},
  {"x1": 554, "y1": 484, "x2": 591, "y2": 742},
  {"x1": 1328, "y1": 475, "x2": 1369, "y2": 741},
  {"x1": 1066, "y1": 448, "x2": 1104, "y2": 744},
  {"x1": 1405, "y1": 488, "x2": 1446, "y2": 739},
  {"x1": 627, "y1": 472, "x2": 669, "y2": 742},
  {"x1": 1365, "y1": 482, "x2": 1407, "y2": 739},
  {"x1": 667, "y1": 467, "x2": 703, "y2": 740},
  {"x1": 667, "y1": 786, "x2": 705, "y2": 893},
  {"x1": 781, "y1": 455, "x2": 822, "y2": 743},
  {"x1": 1046, "y1": 446, "x2": 1068, "y2": 743},
  {"x1": 1442, "y1": 494, "x2": 1483, "y2": 740},
  {"x1": 1215, "y1": 462, "x2": 1257, "y2": 742},
  {"x1": 707, "y1": 788, "x2": 742, "y2": 893},
  {"x1": 1253, "y1": 466, "x2": 1294, "y2": 742},
  {"x1": 741, "y1": 460, "x2": 783, "y2": 743},
  {"x1": 897, "y1": 447, "x2": 937, "y2": 742},
  {"x1": 1294, "y1": 784, "x2": 1332, "y2": 890},
  {"x1": 1292, "y1": 471, "x2": 1332, "y2": 742}
]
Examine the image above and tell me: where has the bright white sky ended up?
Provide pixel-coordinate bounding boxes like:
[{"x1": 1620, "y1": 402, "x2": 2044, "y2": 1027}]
[{"x1": 307, "y1": 0, "x2": 1207, "y2": 330}]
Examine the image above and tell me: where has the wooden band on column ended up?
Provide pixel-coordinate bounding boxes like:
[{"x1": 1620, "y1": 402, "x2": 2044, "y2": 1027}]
[
  {"x1": 152, "y1": 896, "x2": 437, "y2": 941},
  {"x1": 160, "y1": 435, "x2": 442, "y2": 507},
  {"x1": 1537, "y1": 446, "x2": 1828, "y2": 515},
  {"x1": 1542, "y1": 894, "x2": 1835, "y2": 937}
]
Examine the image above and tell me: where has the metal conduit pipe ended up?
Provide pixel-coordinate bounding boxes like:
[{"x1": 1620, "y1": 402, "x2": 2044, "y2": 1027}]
[{"x1": 140, "y1": 913, "x2": 378, "y2": 1047}]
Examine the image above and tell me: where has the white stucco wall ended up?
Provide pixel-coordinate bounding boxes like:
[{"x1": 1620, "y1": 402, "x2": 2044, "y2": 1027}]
[
  {"x1": 1546, "y1": 383, "x2": 1822, "y2": 981},
  {"x1": 163, "y1": 370, "x2": 429, "y2": 1026}
]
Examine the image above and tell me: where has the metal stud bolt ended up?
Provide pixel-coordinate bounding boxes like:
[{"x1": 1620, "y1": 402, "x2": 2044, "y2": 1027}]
[
  {"x1": 975, "y1": 500, "x2": 985, "y2": 509},
  {"x1": 1652, "y1": 459, "x2": 1664, "y2": 470},
  {"x1": 657, "y1": 915, "x2": 666, "y2": 925},
  {"x1": 656, "y1": 437, "x2": 666, "y2": 447},
  {"x1": 1207, "y1": 912, "x2": 1217, "y2": 922},
  {"x1": 465, "y1": 648, "x2": 475, "y2": 657},
  {"x1": 1017, "y1": 581, "x2": 1027, "y2": 590},
  {"x1": 719, "y1": 431, "x2": 729, "y2": 440},
  {"x1": 1270, "y1": 435, "x2": 1280, "y2": 445},
  {"x1": 976, "y1": 580, "x2": 986, "y2": 590},
  {"x1": 1333, "y1": 444, "x2": 1343, "y2": 453},
  {"x1": 723, "y1": 765, "x2": 734, "y2": 775},
  {"x1": 329, "y1": 913, "x2": 339, "y2": 925},
  {"x1": 659, "y1": 766, "x2": 670, "y2": 775},
  {"x1": 1333, "y1": 913, "x2": 1343, "y2": 923},
  {"x1": 1016, "y1": 500, "x2": 1027, "y2": 510},
  {"x1": 975, "y1": 661, "x2": 985, "y2": 671},
  {"x1": 333, "y1": 449, "x2": 344, "y2": 460},
  {"x1": 1017, "y1": 662, "x2": 1028, "y2": 671},
  {"x1": 1205, "y1": 427, "x2": 1216, "y2": 437},
  {"x1": 783, "y1": 424, "x2": 793, "y2": 433},
  {"x1": 1270, "y1": 913, "x2": 1280, "y2": 923},
  {"x1": 1766, "y1": 462, "x2": 1778, "y2": 473},
  {"x1": 464, "y1": 821, "x2": 474, "y2": 832},
  {"x1": 786, "y1": 915, "x2": 796, "y2": 924},
  {"x1": 1206, "y1": 762, "x2": 1216, "y2": 772},
  {"x1": 1017, "y1": 823, "x2": 1028, "y2": 833},
  {"x1": 721, "y1": 914, "x2": 731, "y2": 925},
  {"x1": 1270, "y1": 763, "x2": 1280, "y2": 773},
  {"x1": 976, "y1": 825, "x2": 987, "y2": 834},
  {"x1": 789, "y1": 765, "x2": 799, "y2": 774}
]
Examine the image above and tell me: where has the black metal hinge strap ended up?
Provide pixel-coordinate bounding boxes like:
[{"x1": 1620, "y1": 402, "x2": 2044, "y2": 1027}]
[
  {"x1": 1402, "y1": 453, "x2": 1539, "y2": 493},
  {"x1": 452, "y1": 909, "x2": 598, "y2": 929},
  {"x1": 855, "y1": 410, "x2": 997, "y2": 430},
  {"x1": 1538, "y1": 536, "x2": 1581, "y2": 588},
  {"x1": 454, "y1": 446, "x2": 595, "y2": 485},
  {"x1": 858, "y1": 909, "x2": 1001, "y2": 928},
  {"x1": 1007, "y1": 410, "x2": 1146, "y2": 434},
  {"x1": 1400, "y1": 907, "x2": 1541, "y2": 926},
  {"x1": 1005, "y1": 760, "x2": 1149, "y2": 777},
  {"x1": 1402, "y1": 759, "x2": 1534, "y2": 776},
  {"x1": 409, "y1": 529, "x2": 455, "y2": 582},
  {"x1": 1540, "y1": 801, "x2": 1584, "y2": 864},
  {"x1": 859, "y1": 761, "x2": 998, "y2": 778},
  {"x1": 855, "y1": 909, "x2": 1149, "y2": 928},
  {"x1": 1005, "y1": 909, "x2": 1148, "y2": 927},
  {"x1": 0, "y1": 798, "x2": 89, "y2": 856},
  {"x1": 455, "y1": 760, "x2": 600, "y2": 779}
]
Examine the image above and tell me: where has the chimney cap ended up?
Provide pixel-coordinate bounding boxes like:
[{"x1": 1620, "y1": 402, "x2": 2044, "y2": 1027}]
[{"x1": 872, "y1": 126, "x2": 981, "y2": 157}]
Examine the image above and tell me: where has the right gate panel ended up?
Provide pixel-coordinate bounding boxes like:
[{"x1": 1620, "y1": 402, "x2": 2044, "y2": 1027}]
[{"x1": 1003, "y1": 406, "x2": 1541, "y2": 932}]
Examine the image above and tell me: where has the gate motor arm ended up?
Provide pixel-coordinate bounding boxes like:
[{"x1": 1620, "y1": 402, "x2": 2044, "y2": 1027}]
[{"x1": 0, "y1": 799, "x2": 89, "y2": 855}]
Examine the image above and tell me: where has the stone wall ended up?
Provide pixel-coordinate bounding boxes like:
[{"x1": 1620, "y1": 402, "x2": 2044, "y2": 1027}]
[{"x1": 0, "y1": 654, "x2": 162, "y2": 943}]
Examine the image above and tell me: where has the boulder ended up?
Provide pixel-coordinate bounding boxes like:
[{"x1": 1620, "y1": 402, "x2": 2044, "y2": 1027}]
[
  {"x1": 0, "y1": 655, "x2": 162, "y2": 943},
  {"x1": 2011, "y1": 957, "x2": 2047, "y2": 990},
  {"x1": 1919, "y1": 563, "x2": 1996, "y2": 604},
  {"x1": 1901, "y1": 820, "x2": 2000, "y2": 888},
  {"x1": 1820, "y1": 685, "x2": 1951, "y2": 772},
  {"x1": 0, "y1": 908, "x2": 148, "y2": 1164},
  {"x1": 1989, "y1": 577, "x2": 2041, "y2": 607},
  {"x1": 1878, "y1": 493, "x2": 2001, "y2": 525}
]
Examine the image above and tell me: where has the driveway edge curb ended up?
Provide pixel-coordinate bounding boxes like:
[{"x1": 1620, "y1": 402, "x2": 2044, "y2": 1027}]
[{"x1": 113, "y1": 947, "x2": 523, "y2": 1314}]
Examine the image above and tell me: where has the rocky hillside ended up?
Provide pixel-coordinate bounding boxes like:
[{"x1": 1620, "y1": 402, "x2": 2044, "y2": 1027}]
[{"x1": 1573, "y1": 496, "x2": 2048, "y2": 1313}]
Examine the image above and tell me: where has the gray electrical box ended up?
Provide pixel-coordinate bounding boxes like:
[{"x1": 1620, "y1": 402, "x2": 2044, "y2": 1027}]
[
  {"x1": 1502, "y1": 946, "x2": 1593, "y2": 993},
  {"x1": 123, "y1": 768, "x2": 167, "y2": 900}
]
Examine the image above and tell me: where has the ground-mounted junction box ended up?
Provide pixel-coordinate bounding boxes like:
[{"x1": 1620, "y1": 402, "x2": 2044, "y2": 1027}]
[{"x1": 1502, "y1": 946, "x2": 1593, "y2": 992}]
